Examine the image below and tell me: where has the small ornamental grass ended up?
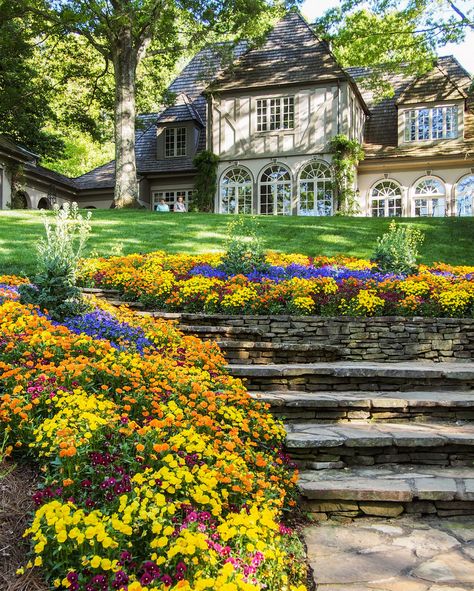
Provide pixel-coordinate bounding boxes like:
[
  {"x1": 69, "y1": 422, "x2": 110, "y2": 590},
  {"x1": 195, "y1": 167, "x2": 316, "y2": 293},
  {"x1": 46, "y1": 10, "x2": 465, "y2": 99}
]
[
  {"x1": 79, "y1": 251, "x2": 474, "y2": 318},
  {"x1": 0, "y1": 289, "x2": 307, "y2": 591}
]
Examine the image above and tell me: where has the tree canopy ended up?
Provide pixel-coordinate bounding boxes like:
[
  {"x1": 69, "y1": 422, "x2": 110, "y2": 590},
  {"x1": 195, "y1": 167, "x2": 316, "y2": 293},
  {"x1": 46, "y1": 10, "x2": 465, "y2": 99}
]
[{"x1": 315, "y1": 0, "x2": 473, "y2": 99}]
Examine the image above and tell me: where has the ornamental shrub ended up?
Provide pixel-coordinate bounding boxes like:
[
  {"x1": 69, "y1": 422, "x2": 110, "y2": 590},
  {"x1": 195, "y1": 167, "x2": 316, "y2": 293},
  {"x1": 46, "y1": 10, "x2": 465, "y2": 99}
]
[
  {"x1": 20, "y1": 202, "x2": 92, "y2": 320},
  {"x1": 372, "y1": 221, "x2": 424, "y2": 275},
  {"x1": 220, "y1": 217, "x2": 268, "y2": 275}
]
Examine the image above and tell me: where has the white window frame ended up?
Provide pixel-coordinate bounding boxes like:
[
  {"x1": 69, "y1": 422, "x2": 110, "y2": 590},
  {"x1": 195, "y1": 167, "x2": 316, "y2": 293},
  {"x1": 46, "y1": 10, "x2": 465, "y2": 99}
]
[
  {"x1": 256, "y1": 97, "x2": 295, "y2": 132},
  {"x1": 259, "y1": 164, "x2": 292, "y2": 216},
  {"x1": 298, "y1": 161, "x2": 333, "y2": 216},
  {"x1": 412, "y1": 177, "x2": 446, "y2": 217},
  {"x1": 455, "y1": 174, "x2": 474, "y2": 217},
  {"x1": 370, "y1": 180, "x2": 403, "y2": 218},
  {"x1": 404, "y1": 105, "x2": 458, "y2": 142},
  {"x1": 164, "y1": 127, "x2": 187, "y2": 157},
  {"x1": 152, "y1": 189, "x2": 192, "y2": 211},
  {"x1": 220, "y1": 168, "x2": 253, "y2": 214}
]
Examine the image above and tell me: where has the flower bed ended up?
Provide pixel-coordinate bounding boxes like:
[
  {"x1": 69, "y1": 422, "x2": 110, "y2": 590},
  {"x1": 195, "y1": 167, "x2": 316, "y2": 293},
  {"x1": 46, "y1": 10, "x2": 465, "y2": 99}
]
[
  {"x1": 78, "y1": 252, "x2": 474, "y2": 318},
  {"x1": 0, "y1": 288, "x2": 307, "y2": 591}
]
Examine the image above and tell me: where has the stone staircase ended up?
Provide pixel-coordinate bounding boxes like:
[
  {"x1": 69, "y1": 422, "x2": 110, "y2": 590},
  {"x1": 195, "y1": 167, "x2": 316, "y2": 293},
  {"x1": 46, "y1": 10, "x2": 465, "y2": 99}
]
[
  {"x1": 85, "y1": 291, "x2": 474, "y2": 523},
  {"x1": 178, "y1": 317, "x2": 474, "y2": 522}
]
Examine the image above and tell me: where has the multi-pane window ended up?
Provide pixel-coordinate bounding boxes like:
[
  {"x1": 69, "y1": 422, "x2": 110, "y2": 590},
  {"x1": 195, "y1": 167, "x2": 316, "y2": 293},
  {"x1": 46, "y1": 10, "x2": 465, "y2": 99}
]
[
  {"x1": 456, "y1": 175, "x2": 474, "y2": 217},
  {"x1": 257, "y1": 97, "x2": 294, "y2": 132},
  {"x1": 259, "y1": 165, "x2": 292, "y2": 215},
  {"x1": 371, "y1": 180, "x2": 402, "y2": 217},
  {"x1": 298, "y1": 161, "x2": 333, "y2": 216},
  {"x1": 220, "y1": 168, "x2": 253, "y2": 214},
  {"x1": 152, "y1": 189, "x2": 192, "y2": 211},
  {"x1": 413, "y1": 178, "x2": 446, "y2": 217},
  {"x1": 404, "y1": 106, "x2": 458, "y2": 142},
  {"x1": 165, "y1": 127, "x2": 187, "y2": 157}
]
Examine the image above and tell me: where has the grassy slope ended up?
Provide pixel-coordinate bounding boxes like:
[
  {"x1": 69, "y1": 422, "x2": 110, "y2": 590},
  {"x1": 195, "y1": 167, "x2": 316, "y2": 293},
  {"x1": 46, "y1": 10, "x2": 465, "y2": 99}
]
[{"x1": 0, "y1": 210, "x2": 473, "y2": 276}]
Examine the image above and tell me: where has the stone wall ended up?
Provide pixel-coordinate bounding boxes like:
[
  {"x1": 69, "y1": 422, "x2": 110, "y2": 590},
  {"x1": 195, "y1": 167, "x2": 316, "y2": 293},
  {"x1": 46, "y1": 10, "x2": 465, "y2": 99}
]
[{"x1": 153, "y1": 313, "x2": 474, "y2": 363}]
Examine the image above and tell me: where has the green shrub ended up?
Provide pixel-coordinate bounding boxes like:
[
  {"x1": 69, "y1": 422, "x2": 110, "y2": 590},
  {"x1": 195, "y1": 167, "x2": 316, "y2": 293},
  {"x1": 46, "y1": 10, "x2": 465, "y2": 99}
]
[
  {"x1": 20, "y1": 203, "x2": 92, "y2": 320},
  {"x1": 193, "y1": 150, "x2": 219, "y2": 212},
  {"x1": 372, "y1": 220, "x2": 424, "y2": 275},
  {"x1": 220, "y1": 216, "x2": 268, "y2": 275}
]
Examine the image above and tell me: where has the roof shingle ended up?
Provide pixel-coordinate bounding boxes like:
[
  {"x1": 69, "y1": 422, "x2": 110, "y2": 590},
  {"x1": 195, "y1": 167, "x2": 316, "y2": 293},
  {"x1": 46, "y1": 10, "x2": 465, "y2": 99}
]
[{"x1": 211, "y1": 12, "x2": 348, "y2": 92}]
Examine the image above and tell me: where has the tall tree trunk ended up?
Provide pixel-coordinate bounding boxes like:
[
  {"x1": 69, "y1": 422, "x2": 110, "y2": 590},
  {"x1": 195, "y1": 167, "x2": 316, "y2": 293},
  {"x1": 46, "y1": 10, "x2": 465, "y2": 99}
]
[{"x1": 113, "y1": 30, "x2": 139, "y2": 208}]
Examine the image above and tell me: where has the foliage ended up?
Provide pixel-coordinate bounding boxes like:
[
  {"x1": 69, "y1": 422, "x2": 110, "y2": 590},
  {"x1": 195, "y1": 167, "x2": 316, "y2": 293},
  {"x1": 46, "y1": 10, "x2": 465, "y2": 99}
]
[
  {"x1": 329, "y1": 134, "x2": 364, "y2": 215},
  {"x1": 0, "y1": 291, "x2": 307, "y2": 590},
  {"x1": 315, "y1": 1, "x2": 473, "y2": 99},
  {"x1": 19, "y1": 203, "x2": 92, "y2": 319},
  {"x1": 372, "y1": 220, "x2": 425, "y2": 275},
  {"x1": 78, "y1": 251, "x2": 474, "y2": 318},
  {"x1": 0, "y1": 1, "x2": 64, "y2": 158},
  {"x1": 220, "y1": 217, "x2": 268, "y2": 275},
  {"x1": 26, "y1": 0, "x2": 294, "y2": 207},
  {"x1": 192, "y1": 151, "x2": 220, "y2": 212},
  {"x1": 42, "y1": 130, "x2": 115, "y2": 178}
]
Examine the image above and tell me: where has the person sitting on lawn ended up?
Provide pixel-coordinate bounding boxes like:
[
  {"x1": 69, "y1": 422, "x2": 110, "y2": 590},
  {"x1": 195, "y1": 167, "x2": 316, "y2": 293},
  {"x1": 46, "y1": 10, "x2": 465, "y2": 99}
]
[
  {"x1": 174, "y1": 196, "x2": 187, "y2": 212},
  {"x1": 155, "y1": 198, "x2": 170, "y2": 212}
]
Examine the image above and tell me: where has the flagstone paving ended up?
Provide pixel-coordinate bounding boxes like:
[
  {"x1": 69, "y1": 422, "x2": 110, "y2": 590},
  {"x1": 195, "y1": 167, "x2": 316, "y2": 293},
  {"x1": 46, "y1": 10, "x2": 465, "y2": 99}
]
[{"x1": 305, "y1": 515, "x2": 474, "y2": 590}]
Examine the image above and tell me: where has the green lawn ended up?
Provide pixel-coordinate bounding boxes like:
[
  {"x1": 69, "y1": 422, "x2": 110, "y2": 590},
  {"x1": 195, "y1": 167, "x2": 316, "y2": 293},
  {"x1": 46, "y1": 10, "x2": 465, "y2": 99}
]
[{"x1": 1, "y1": 210, "x2": 473, "y2": 276}]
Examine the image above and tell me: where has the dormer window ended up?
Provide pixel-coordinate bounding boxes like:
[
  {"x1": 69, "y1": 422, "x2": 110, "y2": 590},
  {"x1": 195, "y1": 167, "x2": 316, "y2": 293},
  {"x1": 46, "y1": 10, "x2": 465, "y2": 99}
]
[
  {"x1": 165, "y1": 127, "x2": 187, "y2": 157},
  {"x1": 257, "y1": 97, "x2": 294, "y2": 132},
  {"x1": 404, "y1": 106, "x2": 458, "y2": 142}
]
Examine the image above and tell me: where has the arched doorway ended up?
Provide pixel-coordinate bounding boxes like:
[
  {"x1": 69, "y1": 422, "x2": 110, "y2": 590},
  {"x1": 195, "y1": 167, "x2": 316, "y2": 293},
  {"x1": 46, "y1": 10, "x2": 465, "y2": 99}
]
[
  {"x1": 219, "y1": 167, "x2": 253, "y2": 214},
  {"x1": 298, "y1": 161, "x2": 333, "y2": 216},
  {"x1": 12, "y1": 190, "x2": 29, "y2": 209},
  {"x1": 37, "y1": 197, "x2": 50, "y2": 210},
  {"x1": 259, "y1": 164, "x2": 292, "y2": 215}
]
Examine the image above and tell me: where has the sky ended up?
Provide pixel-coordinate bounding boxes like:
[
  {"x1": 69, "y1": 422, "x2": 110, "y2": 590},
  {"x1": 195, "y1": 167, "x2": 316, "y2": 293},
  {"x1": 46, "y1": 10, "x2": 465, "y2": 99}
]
[{"x1": 301, "y1": 0, "x2": 474, "y2": 74}]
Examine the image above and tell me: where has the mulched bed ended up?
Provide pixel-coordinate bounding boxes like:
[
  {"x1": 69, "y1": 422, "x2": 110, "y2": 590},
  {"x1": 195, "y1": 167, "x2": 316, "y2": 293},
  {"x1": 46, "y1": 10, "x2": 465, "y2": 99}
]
[{"x1": 0, "y1": 461, "x2": 47, "y2": 591}]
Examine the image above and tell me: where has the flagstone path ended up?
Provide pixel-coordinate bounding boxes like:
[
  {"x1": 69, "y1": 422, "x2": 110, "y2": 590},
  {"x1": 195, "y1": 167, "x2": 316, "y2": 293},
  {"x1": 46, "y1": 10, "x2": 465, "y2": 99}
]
[{"x1": 305, "y1": 515, "x2": 474, "y2": 590}]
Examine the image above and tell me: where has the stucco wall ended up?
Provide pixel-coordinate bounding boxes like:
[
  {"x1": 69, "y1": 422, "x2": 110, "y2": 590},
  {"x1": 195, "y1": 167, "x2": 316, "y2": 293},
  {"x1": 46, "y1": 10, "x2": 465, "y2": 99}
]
[{"x1": 211, "y1": 82, "x2": 358, "y2": 161}]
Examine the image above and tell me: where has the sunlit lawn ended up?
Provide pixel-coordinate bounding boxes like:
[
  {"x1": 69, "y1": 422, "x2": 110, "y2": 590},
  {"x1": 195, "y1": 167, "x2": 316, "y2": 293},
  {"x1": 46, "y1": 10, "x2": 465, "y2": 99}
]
[{"x1": 0, "y1": 210, "x2": 473, "y2": 276}]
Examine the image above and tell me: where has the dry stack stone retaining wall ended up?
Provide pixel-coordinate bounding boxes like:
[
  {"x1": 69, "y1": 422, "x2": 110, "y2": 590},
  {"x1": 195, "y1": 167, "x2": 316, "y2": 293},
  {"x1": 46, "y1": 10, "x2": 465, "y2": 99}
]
[{"x1": 158, "y1": 313, "x2": 474, "y2": 362}]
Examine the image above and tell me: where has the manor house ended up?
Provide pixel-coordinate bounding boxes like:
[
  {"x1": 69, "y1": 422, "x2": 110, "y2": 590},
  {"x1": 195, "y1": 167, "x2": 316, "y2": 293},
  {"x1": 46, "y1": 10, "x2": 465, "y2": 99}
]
[{"x1": 1, "y1": 12, "x2": 473, "y2": 217}]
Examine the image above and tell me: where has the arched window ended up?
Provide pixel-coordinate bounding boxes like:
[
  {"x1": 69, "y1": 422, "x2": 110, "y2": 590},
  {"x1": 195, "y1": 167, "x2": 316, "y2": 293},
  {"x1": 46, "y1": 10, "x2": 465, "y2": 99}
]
[
  {"x1": 220, "y1": 168, "x2": 253, "y2": 214},
  {"x1": 413, "y1": 177, "x2": 446, "y2": 217},
  {"x1": 456, "y1": 175, "x2": 474, "y2": 217},
  {"x1": 259, "y1": 164, "x2": 292, "y2": 215},
  {"x1": 370, "y1": 180, "x2": 402, "y2": 217},
  {"x1": 298, "y1": 161, "x2": 333, "y2": 216}
]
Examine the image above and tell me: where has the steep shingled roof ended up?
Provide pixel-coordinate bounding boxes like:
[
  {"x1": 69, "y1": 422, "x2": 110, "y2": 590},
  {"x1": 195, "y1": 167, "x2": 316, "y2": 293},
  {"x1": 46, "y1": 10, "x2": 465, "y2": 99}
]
[
  {"x1": 211, "y1": 12, "x2": 348, "y2": 93},
  {"x1": 346, "y1": 56, "x2": 474, "y2": 158},
  {"x1": 397, "y1": 64, "x2": 467, "y2": 105},
  {"x1": 74, "y1": 44, "x2": 247, "y2": 189}
]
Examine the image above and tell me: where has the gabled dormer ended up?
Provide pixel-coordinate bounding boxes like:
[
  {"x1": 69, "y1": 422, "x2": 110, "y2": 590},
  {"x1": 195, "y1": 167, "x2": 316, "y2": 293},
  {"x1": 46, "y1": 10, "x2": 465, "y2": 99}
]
[
  {"x1": 207, "y1": 11, "x2": 369, "y2": 159},
  {"x1": 156, "y1": 93, "x2": 204, "y2": 160},
  {"x1": 396, "y1": 64, "x2": 468, "y2": 145}
]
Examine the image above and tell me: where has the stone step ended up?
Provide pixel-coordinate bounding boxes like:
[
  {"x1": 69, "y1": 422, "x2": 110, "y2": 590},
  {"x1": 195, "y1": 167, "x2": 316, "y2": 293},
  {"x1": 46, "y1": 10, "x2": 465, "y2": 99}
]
[
  {"x1": 285, "y1": 420, "x2": 474, "y2": 469},
  {"x1": 216, "y1": 340, "x2": 341, "y2": 364},
  {"x1": 298, "y1": 465, "x2": 474, "y2": 519},
  {"x1": 179, "y1": 324, "x2": 266, "y2": 341},
  {"x1": 82, "y1": 287, "x2": 120, "y2": 296},
  {"x1": 230, "y1": 361, "x2": 474, "y2": 392},
  {"x1": 251, "y1": 390, "x2": 474, "y2": 422}
]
